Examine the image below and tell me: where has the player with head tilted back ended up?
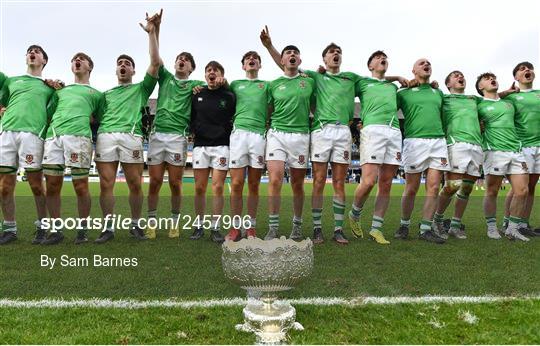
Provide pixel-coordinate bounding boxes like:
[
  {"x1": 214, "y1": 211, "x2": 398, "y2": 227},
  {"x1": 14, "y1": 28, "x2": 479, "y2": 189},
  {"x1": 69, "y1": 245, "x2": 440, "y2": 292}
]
[
  {"x1": 40, "y1": 52, "x2": 103, "y2": 245},
  {"x1": 144, "y1": 10, "x2": 209, "y2": 240},
  {"x1": 501, "y1": 62, "x2": 540, "y2": 237},
  {"x1": 225, "y1": 51, "x2": 270, "y2": 241},
  {"x1": 395, "y1": 58, "x2": 448, "y2": 244},
  {"x1": 476, "y1": 72, "x2": 530, "y2": 241},
  {"x1": 93, "y1": 10, "x2": 161, "y2": 244},
  {"x1": 0, "y1": 45, "x2": 55, "y2": 245}
]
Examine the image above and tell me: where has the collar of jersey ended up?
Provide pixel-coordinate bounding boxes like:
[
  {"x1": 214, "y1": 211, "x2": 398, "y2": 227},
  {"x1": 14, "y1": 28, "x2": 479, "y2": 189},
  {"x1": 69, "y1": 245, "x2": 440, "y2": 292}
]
[
  {"x1": 520, "y1": 88, "x2": 533, "y2": 93},
  {"x1": 283, "y1": 73, "x2": 300, "y2": 79},
  {"x1": 482, "y1": 96, "x2": 500, "y2": 102},
  {"x1": 369, "y1": 76, "x2": 386, "y2": 82},
  {"x1": 25, "y1": 73, "x2": 43, "y2": 80}
]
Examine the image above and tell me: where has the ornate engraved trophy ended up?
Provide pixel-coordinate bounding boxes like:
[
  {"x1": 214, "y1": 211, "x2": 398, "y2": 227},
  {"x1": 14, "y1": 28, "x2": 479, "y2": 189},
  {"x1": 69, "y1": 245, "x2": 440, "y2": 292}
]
[{"x1": 222, "y1": 236, "x2": 314, "y2": 344}]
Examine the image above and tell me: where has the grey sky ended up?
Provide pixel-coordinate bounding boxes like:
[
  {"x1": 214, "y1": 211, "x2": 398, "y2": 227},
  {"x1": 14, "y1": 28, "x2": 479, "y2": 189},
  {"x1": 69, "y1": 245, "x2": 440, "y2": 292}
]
[{"x1": 1, "y1": 0, "x2": 539, "y2": 96}]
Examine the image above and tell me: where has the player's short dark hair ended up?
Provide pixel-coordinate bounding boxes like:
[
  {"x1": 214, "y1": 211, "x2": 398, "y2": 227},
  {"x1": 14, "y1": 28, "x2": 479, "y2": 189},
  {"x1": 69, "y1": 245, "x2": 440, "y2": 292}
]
[
  {"x1": 475, "y1": 72, "x2": 497, "y2": 96},
  {"x1": 117, "y1": 54, "x2": 135, "y2": 68},
  {"x1": 512, "y1": 61, "x2": 534, "y2": 77},
  {"x1": 72, "y1": 52, "x2": 94, "y2": 70},
  {"x1": 176, "y1": 52, "x2": 196, "y2": 71},
  {"x1": 241, "y1": 51, "x2": 261, "y2": 65},
  {"x1": 205, "y1": 60, "x2": 224, "y2": 75},
  {"x1": 26, "y1": 44, "x2": 48, "y2": 67},
  {"x1": 367, "y1": 50, "x2": 387, "y2": 67},
  {"x1": 445, "y1": 70, "x2": 463, "y2": 90},
  {"x1": 322, "y1": 43, "x2": 341, "y2": 58},
  {"x1": 281, "y1": 45, "x2": 300, "y2": 57}
]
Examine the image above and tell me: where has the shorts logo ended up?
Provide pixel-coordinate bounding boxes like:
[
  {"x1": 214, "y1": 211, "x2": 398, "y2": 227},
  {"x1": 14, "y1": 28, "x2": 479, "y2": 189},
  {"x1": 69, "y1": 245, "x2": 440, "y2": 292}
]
[
  {"x1": 453, "y1": 166, "x2": 459, "y2": 169},
  {"x1": 133, "y1": 150, "x2": 141, "y2": 159},
  {"x1": 371, "y1": 156, "x2": 376, "y2": 160},
  {"x1": 344, "y1": 151, "x2": 349, "y2": 160},
  {"x1": 314, "y1": 154, "x2": 320, "y2": 158},
  {"x1": 441, "y1": 157, "x2": 448, "y2": 166},
  {"x1": 269, "y1": 153, "x2": 274, "y2": 157},
  {"x1": 25, "y1": 154, "x2": 34, "y2": 164},
  {"x1": 257, "y1": 156, "x2": 264, "y2": 165},
  {"x1": 396, "y1": 152, "x2": 402, "y2": 161},
  {"x1": 410, "y1": 165, "x2": 416, "y2": 170},
  {"x1": 174, "y1": 153, "x2": 182, "y2": 162},
  {"x1": 219, "y1": 157, "x2": 227, "y2": 167},
  {"x1": 522, "y1": 162, "x2": 528, "y2": 171},
  {"x1": 148, "y1": 157, "x2": 152, "y2": 162},
  {"x1": 298, "y1": 155, "x2": 306, "y2": 165},
  {"x1": 494, "y1": 167, "x2": 499, "y2": 172},
  {"x1": 195, "y1": 161, "x2": 200, "y2": 164},
  {"x1": 96, "y1": 153, "x2": 101, "y2": 158},
  {"x1": 70, "y1": 153, "x2": 79, "y2": 163}
]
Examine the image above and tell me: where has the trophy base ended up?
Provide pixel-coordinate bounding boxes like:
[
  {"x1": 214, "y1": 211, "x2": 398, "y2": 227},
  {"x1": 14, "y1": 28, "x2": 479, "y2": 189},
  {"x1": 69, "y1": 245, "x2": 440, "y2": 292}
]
[{"x1": 238, "y1": 297, "x2": 302, "y2": 345}]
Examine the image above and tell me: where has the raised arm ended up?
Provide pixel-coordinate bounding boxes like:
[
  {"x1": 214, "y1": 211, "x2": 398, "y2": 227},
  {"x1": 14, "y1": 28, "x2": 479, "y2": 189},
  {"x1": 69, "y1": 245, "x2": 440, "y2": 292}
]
[
  {"x1": 498, "y1": 81, "x2": 519, "y2": 98},
  {"x1": 260, "y1": 25, "x2": 284, "y2": 71},
  {"x1": 140, "y1": 9, "x2": 163, "y2": 77}
]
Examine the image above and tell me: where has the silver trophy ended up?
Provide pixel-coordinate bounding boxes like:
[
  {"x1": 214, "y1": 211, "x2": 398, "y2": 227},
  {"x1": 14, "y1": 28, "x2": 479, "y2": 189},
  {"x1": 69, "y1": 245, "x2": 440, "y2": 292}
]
[{"x1": 222, "y1": 236, "x2": 314, "y2": 344}]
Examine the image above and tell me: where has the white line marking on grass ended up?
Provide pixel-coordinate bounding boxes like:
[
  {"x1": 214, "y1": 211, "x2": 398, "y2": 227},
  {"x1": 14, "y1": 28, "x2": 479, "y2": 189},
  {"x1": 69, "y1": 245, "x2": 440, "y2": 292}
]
[{"x1": 0, "y1": 295, "x2": 539, "y2": 309}]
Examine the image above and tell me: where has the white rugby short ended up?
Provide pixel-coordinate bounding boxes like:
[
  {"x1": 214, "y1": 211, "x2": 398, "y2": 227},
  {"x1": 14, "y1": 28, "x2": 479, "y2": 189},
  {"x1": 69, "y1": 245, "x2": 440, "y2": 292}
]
[
  {"x1": 310, "y1": 124, "x2": 351, "y2": 164},
  {"x1": 402, "y1": 138, "x2": 449, "y2": 173},
  {"x1": 43, "y1": 135, "x2": 93, "y2": 168},
  {"x1": 522, "y1": 146, "x2": 540, "y2": 174},
  {"x1": 229, "y1": 129, "x2": 265, "y2": 169},
  {"x1": 192, "y1": 145, "x2": 230, "y2": 170},
  {"x1": 359, "y1": 125, "x2": 402, "y2": 166},
  {"x1": 447, "y1": 142, "x2": 483, "y2": 177},
  {"x1": 0, "y1": 130, "x2": 44, "y2": 171},
  {"x1": 483, "y1": 150, "x2": 528, "y2": 176},
  {"x1": 95, "y1": 133, "x2": 144, "y2": 163},
  {"x1": 147, "y1": 132, "x2": 187, "y2": 166},
  {"x1": 265, "y1": 129, "x2": 309, "y2": 169}
]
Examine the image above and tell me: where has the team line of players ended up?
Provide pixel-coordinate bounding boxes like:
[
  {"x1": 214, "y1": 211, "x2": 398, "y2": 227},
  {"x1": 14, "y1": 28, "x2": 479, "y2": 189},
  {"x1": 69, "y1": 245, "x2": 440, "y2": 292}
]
[{"x1": 0, "y1": 10, "x2": 538, "y2": 246}]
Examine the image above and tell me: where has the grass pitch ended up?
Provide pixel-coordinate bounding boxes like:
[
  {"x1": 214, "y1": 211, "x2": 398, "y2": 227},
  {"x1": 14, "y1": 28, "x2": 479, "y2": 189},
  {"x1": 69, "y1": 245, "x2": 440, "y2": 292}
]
[{"x1": 1, "y1": 182, "x2": 539, "y2": 344}]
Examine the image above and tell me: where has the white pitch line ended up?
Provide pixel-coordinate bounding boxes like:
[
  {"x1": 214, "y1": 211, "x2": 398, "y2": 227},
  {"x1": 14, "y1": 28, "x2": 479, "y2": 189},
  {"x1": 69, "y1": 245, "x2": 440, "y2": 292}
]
[{"x1": 0, "y1": 295, "x2": 539, "y2": 309}]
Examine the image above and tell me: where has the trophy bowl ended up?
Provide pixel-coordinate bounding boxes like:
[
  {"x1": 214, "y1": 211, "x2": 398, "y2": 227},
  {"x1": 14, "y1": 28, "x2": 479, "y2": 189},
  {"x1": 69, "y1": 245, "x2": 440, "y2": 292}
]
[{"x1": 222, "y1": 236, "x2": 314, "y2": 344}]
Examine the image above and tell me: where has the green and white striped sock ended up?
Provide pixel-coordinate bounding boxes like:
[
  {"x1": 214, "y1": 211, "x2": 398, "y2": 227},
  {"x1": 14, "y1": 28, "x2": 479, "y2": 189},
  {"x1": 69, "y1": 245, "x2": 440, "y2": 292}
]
[
  {"x1": 312, "y1": 208, "x2": 322, "y2": 228},
  {"x1": 333, "y1": 199, "x2": 345, "y2": 231},
  {"x1": 371, "y1": 216, "x2": 384, "y2": 232}
]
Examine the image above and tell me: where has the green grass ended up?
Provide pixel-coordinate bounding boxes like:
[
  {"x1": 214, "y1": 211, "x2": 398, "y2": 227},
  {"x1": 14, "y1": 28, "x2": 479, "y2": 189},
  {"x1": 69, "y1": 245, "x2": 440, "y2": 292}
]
[
  {"x1": 0, "y1": 301, "x2": 539, "y2": 344},
  {"x1": 1, "y1": 182, "x2": 539, "y2": 344}
]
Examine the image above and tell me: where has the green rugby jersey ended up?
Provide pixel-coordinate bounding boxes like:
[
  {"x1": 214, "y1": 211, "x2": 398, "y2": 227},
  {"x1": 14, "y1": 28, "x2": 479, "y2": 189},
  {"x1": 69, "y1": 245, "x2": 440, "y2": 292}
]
[
  {"x1": 269, "y1": 74, "x2": 314, "y2": 133},
  {"x1": 356, "y1": 77, "x2": 399, "y2": 129},
  {"x1": 46, "y1": 84, "x2": 103, "y2": 138},
  {"x1": 0, "y1": 72, "x2": 6, "y2": 90},
  {"x1": 0, "y1": 74, "x2": 54, "y2": 138},
  {"x1": 97, "y1": 73, "x2": 157, "y2": 136},
  {"x1": 230, "y1": 78, "x2": 270, "y2": 135},
  {"x1": 442, "y1": 94, "x2": 482, "y2": 146},
  {"x1": 505, "y1": 90, "x2": 540, "y2": 148},
  {"x1": 154, "y1": 66, "x2": 205, "y2": 136},
  {"x1": 304, "y1": 70, "x2": 359, "y2": 131},
  {"x1": 477, "y1": 98, "x2": 520, "y2": 152},
  {"x1": 397, "y1": 83, "x2": 444, "y2": 139}
]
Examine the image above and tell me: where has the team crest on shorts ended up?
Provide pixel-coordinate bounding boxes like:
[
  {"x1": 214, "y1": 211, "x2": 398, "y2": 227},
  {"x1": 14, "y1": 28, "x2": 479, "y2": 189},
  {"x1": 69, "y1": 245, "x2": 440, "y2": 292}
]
[
  {"x1": 70, "y1": 153, "x2": 79, "y2": 163},
  {"x1": 219, "y1": 157, "x2": 227, "y2": 166},
  {"x1": 522, "y1": 162, "x2": 528, "y2": 171},
  {"x1": 440, "y1": 157, "x2": 448, "y2": 166},
  {"x1": 25, "y1": 154, "x2": 34, "y2": 164},
  {"x1": 133, "y1": 150, "x2": 141, "y2": 159},
  {"x1": 298, "y1": 155, "x2": 306, "y2": 165},
  {"x1": 257, "y1": 156, "x2": 264, "y2": 165},
  {"x1": 396, "y1": 152, "x2": 402, "y2": 161},
  {"x1": 343, "y1": 151, "x2": 349, "y2": 160},
  {"x1": 174, "y1": 153, "x2": 182, "y2": 162}
]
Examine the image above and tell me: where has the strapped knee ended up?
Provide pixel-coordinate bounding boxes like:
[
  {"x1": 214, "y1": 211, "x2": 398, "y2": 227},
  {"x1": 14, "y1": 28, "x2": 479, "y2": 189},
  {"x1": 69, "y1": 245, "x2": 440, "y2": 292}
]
[
  {"x1": 457, "y1": 179, "x2": 475, "y2": 200},
  {"x1": 440, "y1": 179, "x2": 462, "y2": 196},
  {"x1": 43, "y1": 164, "x2": 65, "y2": 176},
  {"x1": 0, "y1": 166, "x2": 17, "y2": 175},
  {"x1": 70, "y1": 167, "x2": 89, "y2": 180}
]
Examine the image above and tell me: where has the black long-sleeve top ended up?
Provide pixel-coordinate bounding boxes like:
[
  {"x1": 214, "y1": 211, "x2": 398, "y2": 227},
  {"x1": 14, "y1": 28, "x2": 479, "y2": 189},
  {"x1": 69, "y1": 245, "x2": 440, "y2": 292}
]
[{"x1": 190, "y1": 87, "x2": 235, "y2": 147}]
